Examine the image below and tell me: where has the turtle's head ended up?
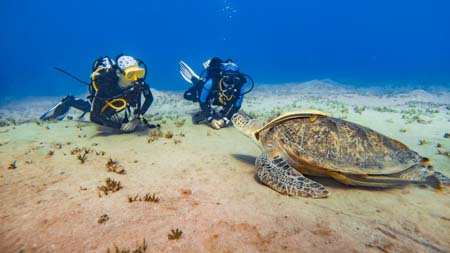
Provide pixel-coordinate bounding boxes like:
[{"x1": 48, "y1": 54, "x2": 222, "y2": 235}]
[{"x1": 232, "y1": 111, "x2": 263, "y2": 142}]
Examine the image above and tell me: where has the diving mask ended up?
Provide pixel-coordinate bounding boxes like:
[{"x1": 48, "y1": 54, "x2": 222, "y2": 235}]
[
  {"x1": 222, "y1": 75, "x2": 240, "y2": 86},
  {"x1": 123, "y1": 66, "x2": 145, "y2": 81}
]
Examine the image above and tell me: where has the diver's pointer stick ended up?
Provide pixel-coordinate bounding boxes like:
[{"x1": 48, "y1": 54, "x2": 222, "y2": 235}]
[{"x1": 54, "y1": 67, "x2": 90, "y2": 86}]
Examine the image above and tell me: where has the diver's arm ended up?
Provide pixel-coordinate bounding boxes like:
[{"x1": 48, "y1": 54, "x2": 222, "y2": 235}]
[
  {"x1": 135, "y1": 82, "x2": 153, "y2": 116},
  {"x1": 222, "y1": 91, "x2": 245, "y2": 122},
  {"x1": 199, "y1": 79, "x2": 216, "y2": 121}
]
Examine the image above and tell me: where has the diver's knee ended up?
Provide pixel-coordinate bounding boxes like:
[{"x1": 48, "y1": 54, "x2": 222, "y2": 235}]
[
  {"x1": 62, "y1": 95, "x2": 75, "y2": 104},
  {"x1": 90, "y1": 113, "x2": 101, "y2": 124}
]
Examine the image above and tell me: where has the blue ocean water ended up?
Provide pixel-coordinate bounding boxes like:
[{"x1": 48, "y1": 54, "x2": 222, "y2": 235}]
[{"x1": 0, "y1": 0, "x2": 449, "y2": 97}]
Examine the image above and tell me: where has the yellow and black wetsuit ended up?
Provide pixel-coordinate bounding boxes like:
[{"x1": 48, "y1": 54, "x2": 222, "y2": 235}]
[{"x1": 90, "y1": 67, "x2": 153, "y2": 129}]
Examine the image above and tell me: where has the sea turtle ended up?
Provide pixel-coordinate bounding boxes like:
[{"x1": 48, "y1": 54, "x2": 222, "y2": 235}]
[{"x1": 231, "y1": 110, "x2": 449, "y2": 198}]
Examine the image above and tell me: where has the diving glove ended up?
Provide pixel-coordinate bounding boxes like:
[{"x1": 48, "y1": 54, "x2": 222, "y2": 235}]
[
  {"x1": 120, "y1": 117, "x2": 139, "y2": 132},
  {"x1": 210, "y1": 119, "x2": 225, "y2": 130}
]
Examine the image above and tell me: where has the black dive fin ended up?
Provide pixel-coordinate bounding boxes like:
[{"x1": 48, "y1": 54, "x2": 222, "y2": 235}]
[{"x1": 40, "y1": 96, "x2": 74, "y2": 121}]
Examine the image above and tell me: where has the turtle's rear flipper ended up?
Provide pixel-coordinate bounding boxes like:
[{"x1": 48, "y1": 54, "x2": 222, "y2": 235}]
[
  {"x1": 396, "y1": 164, "x2": 450, "y2": 189},
  {"x1": 327, "y1": 164, "x2": 449, "y2": 189},
  {"x1": 255, "y1": 149, "x2": 329, "y2": 198},
  {"x1": 433, "y1": 171, "x2": 450, "y2": 187}
]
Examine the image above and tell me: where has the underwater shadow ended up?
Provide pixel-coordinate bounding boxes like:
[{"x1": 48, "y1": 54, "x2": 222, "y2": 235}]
[
  {"x1": 230, "y1": 154, "x2": 398, "y2": 193},
  {"x1": 187, "y1": 111, "x2": 208, "y2": 125},
  {"x1": 310, "y1": 176, "x2": 344, "y2": 188},
  {"x1": 73, "y1": 119, "x2": 92, "y2": 124},
  {"x1": 90, "y1": 125, "x2": 152, "y2": 138},
  {"x1": 231, "y1": 153, "x2": 256, "y2": 166}
]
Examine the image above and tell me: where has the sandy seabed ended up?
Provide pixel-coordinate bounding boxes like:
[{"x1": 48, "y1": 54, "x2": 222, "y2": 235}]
[{"x1": 0, "y1": 80, "x2": 449, "y2": 253}]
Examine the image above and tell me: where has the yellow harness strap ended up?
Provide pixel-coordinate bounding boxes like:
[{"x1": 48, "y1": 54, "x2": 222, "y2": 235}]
[
  {"x1": 101, "y1": 98, "x2": 127, "y2": 112},
  {"x1": 218, "y1": 78, "x2": 234, "y2": 104},
  {"x1": 90, "y1": 66, "x2": 105, "y2": 93},
  {"x1": 90, "y1": 67, "x2": 128, "y2": 112}
]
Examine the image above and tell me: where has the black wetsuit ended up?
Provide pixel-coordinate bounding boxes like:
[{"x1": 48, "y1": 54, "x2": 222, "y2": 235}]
[
  {"x1": 198, "y1": 75, "x2": 246, "y2": 122},
  {"x1": 90, "y1": 68, "x2": 153, "y2": 129},
  {"x1": 40, "y1": 64, "x2": 153, "y2": 130},
  {"x1": 183, "y1": 57, "x2": 247, "y2": 123},
  {"x1": 185, "y1": 73, "x2": 246, "y2": 124}
]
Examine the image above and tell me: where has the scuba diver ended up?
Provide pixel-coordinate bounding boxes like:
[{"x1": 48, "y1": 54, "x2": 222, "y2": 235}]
[
  {"x1": 40, "y1": 55, "x2": 154, "y2": 132},
  {"x1": 179, "y1": 57, "x2": 254, "y2": 129}
]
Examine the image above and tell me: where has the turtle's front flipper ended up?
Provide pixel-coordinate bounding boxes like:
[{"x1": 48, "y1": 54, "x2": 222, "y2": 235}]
[{"x1": 255, "y1": 150, "x2": 329, "y2": 198}]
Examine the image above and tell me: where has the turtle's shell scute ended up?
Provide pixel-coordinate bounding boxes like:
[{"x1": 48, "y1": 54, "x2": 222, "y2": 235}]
[{"x1": 264, "y1": 117, "x2": 421, "y2": 175}]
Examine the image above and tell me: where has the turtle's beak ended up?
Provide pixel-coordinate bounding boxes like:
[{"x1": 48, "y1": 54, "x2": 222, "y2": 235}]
[{"x1": 231, "y1": 113, "x2": 249, "y2": 128}]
